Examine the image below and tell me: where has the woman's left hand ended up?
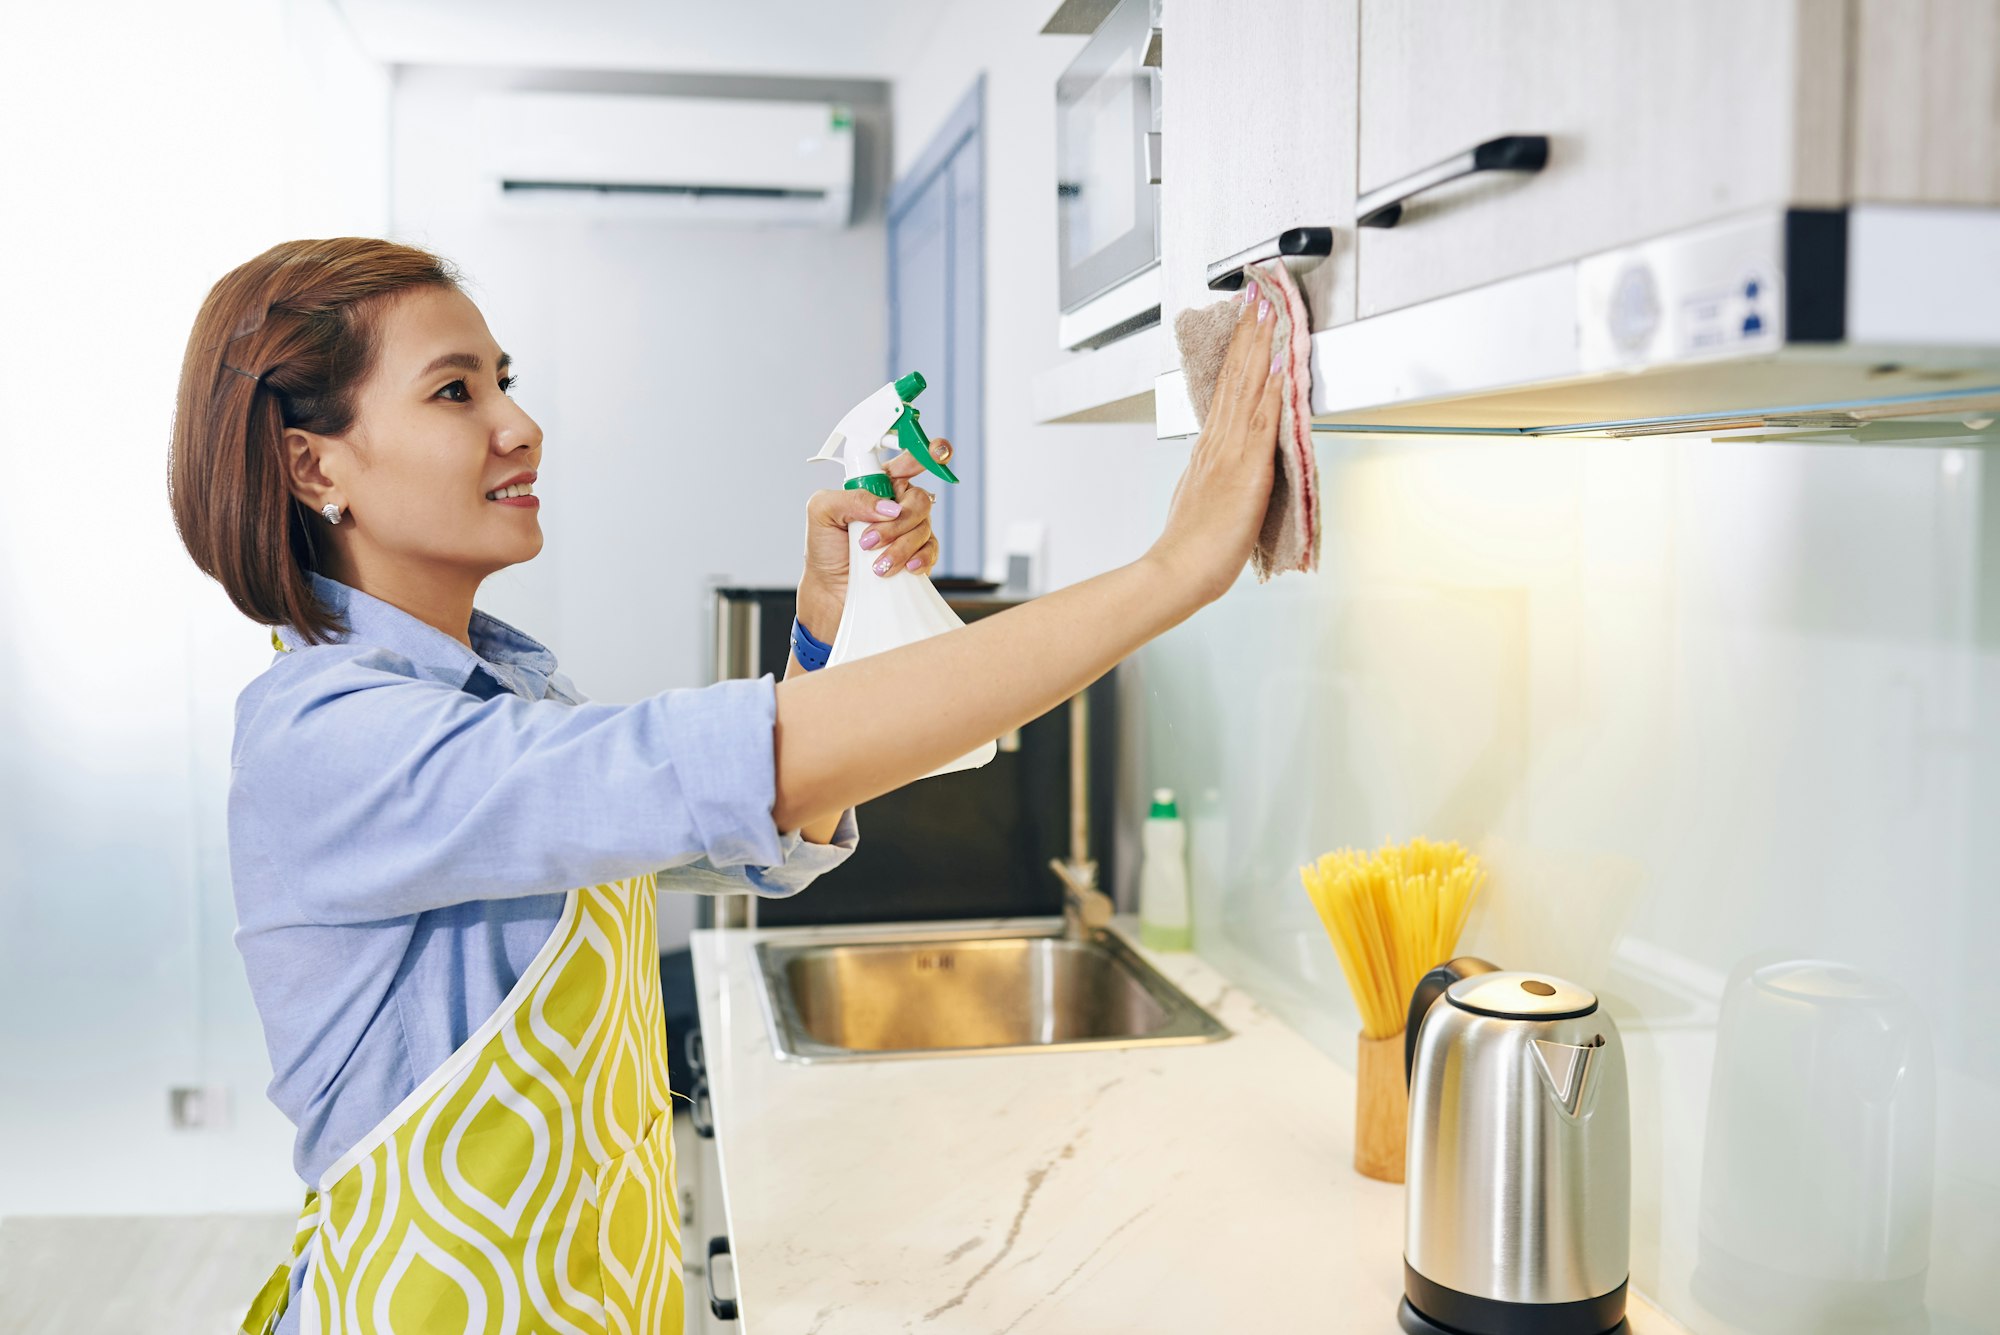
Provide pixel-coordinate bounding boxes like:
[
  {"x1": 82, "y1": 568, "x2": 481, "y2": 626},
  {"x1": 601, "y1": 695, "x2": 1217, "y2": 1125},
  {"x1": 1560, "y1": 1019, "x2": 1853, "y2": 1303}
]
[{"x1": 797, "y1": 439, "x2": 951, "y2": 642}]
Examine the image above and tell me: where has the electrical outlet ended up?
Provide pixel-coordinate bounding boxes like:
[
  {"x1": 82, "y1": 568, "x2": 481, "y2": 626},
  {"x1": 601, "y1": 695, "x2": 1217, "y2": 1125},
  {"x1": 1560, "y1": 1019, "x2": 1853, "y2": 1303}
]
[{"x1": 168, "y1": 1085, "x2": 231, "y2": 1131}]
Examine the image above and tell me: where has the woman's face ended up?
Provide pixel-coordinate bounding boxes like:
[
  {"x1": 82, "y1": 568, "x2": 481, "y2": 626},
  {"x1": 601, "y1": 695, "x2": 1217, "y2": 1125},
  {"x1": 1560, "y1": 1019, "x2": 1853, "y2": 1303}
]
[{"x1": 297, "y1": 284, "x2": 544, "y2": 583}]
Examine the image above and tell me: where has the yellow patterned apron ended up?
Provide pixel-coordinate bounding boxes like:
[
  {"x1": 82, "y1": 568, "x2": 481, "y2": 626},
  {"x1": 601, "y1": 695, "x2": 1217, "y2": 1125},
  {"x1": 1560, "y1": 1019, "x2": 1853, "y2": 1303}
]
[{"x1": 241, "y1": 635, "x2": 684, "y2": 1335}]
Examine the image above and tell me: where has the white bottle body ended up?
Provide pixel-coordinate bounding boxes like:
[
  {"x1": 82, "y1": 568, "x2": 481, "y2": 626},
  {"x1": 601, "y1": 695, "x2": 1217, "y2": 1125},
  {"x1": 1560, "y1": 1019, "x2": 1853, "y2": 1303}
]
[
  {"x1": 826, "y1": 520, "x2": 997, "y2": 779},
  {"x1": 1139, "y1": 800, "x2": 1191, "y2": 951}
]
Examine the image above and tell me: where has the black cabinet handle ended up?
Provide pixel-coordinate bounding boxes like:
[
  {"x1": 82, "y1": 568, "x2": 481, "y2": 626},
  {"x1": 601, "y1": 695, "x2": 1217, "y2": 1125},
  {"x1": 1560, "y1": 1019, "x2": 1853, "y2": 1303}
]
[
  {"x1": 1205, "y1": 226, "x2": 1335, "y2": 291},
  {"x1": 1356, "y1": 134, "x2": 1549, "y2": 229},
  {"x1": 690, "y1": 1074, "x2": 715, "y2": 1140},
  {"x1": 706, "y1": 1236, "x2": 739, "y2": 1321},
  {"x1": 685, "y1": 1028, "x2": 705, "y2": 1077}
]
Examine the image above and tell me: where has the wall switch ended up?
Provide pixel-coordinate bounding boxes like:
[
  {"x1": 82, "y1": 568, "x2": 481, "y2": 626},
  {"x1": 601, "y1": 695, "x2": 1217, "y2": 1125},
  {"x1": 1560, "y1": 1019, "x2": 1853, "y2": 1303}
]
[
  {"x1": 1000, "y1": 520, "x2": 1048, "y2": 596},
  {"x1": 168, "y1": 1085, "x2": 231, "y2": 1131}
]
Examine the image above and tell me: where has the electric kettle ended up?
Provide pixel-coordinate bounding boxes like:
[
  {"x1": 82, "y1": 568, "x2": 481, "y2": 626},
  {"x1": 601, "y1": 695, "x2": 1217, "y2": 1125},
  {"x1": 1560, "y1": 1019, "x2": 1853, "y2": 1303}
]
[{"x1": 1400, "y1": 957, "x2": 1631, "y2": 1335}]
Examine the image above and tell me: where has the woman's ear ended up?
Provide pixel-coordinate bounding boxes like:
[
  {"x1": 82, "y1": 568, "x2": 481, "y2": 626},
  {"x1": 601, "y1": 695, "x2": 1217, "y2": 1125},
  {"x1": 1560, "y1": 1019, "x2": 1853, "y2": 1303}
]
[{"x1": 282, "y1": 427, "x2": 343, "y2": 510}]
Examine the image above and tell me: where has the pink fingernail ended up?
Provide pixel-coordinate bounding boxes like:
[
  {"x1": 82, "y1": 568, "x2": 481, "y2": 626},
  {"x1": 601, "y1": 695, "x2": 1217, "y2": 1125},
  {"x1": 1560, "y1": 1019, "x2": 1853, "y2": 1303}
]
[
  {"x1": 1238, "y1": 284, "x2": 1253, "y2": 304},
  {"x1": 859, "y1": 529, "x2": 882, "y2": 550},
  {"x1": 1258, "y1": 298, "x2": 1271, "y2": 323},
  {"x1": 876, "y1": 500, "x2": 901, "y2": 517},
  {"x1": 906, "y1": 556, "x2": 923, "y2": 571},
  {"x1": 1271, "y1": 353, "x2": 1283, "y2": 374},
  {"x1": 873, "y1": 555, "x2": 892, "y2": 575}
]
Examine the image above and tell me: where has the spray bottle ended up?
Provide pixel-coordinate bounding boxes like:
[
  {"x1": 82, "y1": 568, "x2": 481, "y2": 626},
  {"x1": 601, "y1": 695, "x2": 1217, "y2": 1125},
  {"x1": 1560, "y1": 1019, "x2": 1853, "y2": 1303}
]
[{"x1": 812, "y1": 371, "x2": 997, "y2": 778}]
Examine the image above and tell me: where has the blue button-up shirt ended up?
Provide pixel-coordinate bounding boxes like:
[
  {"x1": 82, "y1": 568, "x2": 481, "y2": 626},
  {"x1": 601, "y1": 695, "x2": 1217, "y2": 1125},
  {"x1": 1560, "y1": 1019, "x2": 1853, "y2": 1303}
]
[{"x1": 229, "y1": 570, "x2": 856, "y2": 1196}]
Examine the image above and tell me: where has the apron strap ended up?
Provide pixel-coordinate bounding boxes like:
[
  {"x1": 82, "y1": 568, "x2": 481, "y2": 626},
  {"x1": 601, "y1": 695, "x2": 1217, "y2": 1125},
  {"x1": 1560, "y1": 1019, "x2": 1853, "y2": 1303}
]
[
  {"x1": 237, "y1": 1263, "x2": 291, "y2": 1335},
  {"x1": 237, "y1": 1188, "x2": 320, "y2": 1335}
]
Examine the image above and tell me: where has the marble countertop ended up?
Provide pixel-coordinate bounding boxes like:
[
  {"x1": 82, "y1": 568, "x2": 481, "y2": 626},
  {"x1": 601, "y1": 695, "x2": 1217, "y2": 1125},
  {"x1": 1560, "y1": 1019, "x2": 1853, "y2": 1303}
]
[{"x1": 689, "y1": 915, "x2": 1683, "y2": 1335}]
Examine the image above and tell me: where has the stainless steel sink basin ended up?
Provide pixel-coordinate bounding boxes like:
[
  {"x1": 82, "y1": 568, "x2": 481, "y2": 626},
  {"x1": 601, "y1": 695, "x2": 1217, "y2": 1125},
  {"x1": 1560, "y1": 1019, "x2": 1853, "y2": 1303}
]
[{"x1": 754, "y1": 925, "x2": 1230, "y2": 1062}]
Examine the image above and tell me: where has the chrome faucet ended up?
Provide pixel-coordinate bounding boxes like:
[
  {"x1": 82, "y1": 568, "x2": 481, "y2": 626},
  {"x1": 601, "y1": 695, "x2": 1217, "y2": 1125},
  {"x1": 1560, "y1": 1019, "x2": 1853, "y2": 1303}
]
[{"x1": 1051, "y1": 687, "x2": 1113, "y2": 941}]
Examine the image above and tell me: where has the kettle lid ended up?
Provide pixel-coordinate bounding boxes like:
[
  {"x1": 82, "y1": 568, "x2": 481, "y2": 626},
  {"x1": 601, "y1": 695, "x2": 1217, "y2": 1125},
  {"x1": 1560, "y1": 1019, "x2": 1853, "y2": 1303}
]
[{"x1": 1448, "y1": 971, "x2": 1598, "y2": 1020}]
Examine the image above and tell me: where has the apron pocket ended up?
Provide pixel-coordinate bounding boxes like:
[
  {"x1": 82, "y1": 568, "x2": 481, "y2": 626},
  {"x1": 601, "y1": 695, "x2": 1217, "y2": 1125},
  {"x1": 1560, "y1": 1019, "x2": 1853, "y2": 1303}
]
[{"x1": 593, "y1": 1108, "x2": 684, "y2": 1334}]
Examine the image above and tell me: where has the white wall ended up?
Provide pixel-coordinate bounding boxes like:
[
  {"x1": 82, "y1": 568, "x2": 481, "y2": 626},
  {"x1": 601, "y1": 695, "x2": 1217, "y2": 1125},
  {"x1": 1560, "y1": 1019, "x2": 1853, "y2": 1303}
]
[
  {"x1": 390, "y1": 66, "x2": 893, "y2": 950},
  {"x1": 0, "y1": 0, "x2": 391, "y2": 1214},
  {"x1": 0, "y1": 23, "x2": 891, "y2": 1217},
  {"x1": 339, "y1": 0, "x2": 944, "y2": 81}
]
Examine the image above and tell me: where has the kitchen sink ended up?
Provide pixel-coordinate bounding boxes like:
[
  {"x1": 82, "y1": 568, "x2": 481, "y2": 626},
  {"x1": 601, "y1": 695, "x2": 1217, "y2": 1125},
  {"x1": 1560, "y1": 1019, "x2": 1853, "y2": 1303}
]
[{"x1": 754, "y1": 924, "x2": 1230, "y2": 1062}]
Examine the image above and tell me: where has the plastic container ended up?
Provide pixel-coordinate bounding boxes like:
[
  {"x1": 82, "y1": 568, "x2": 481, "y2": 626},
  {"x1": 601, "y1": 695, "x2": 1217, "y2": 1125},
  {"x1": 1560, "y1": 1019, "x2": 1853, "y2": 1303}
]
[{"x1": 1139, "y1": 788, "x2": 1191, "y2": 951}]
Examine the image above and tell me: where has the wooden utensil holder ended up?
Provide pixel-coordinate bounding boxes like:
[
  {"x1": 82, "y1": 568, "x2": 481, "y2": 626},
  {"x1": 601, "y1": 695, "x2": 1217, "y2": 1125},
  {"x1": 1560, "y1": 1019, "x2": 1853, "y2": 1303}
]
[{"x1": 1354, "y1": 1029, "x2": 1408, "y2": 1183}]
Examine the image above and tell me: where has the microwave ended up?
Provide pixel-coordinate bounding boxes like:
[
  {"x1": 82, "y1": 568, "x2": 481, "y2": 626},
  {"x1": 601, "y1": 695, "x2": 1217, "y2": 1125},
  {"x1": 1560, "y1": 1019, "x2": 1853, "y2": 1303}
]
[{"x1": 1055, "y1": 0, "x2": 1162, "y2": 351}]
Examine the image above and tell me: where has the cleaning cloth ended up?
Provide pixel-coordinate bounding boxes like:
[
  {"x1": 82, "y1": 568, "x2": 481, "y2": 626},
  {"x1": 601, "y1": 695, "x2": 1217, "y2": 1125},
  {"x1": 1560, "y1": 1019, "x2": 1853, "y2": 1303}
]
[{"x1": 1173, "y1": 260, "x2": 1320, "y2": 580}]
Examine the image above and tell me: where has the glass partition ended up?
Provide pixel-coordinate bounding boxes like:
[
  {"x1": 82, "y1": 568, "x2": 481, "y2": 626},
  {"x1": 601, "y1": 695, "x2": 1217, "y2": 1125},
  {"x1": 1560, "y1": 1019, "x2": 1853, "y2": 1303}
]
[{"x1": 1134, "y1": 427, "x2": 2000, "y2": 1333}]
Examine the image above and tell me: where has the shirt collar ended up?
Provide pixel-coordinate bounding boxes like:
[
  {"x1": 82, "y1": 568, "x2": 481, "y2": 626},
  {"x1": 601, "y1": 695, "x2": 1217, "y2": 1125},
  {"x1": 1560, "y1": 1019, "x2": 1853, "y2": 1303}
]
[{"x1": 274, "y1": 570, "x2": 561, "y2": 701}]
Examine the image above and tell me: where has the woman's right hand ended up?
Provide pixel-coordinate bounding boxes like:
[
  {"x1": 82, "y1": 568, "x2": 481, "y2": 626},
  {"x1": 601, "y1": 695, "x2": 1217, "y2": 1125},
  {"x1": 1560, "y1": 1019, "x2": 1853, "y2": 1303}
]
[{"x1": 1145, "y1": 287, "x2": 1282, "y2": 608}]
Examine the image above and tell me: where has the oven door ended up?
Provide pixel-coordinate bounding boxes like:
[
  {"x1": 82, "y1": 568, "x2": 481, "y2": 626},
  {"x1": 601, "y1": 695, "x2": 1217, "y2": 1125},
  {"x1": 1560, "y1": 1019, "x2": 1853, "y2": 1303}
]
[{"x1": 1056, "y1": 0, "x2": 1160, "y2": 314}]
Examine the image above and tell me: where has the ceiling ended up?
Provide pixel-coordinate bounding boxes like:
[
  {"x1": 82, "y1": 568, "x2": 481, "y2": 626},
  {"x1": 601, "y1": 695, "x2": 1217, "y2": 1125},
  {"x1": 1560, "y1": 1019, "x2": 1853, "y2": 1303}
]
[{"x1": 334, "y1": 0, "x2": 945, "y2": 80}]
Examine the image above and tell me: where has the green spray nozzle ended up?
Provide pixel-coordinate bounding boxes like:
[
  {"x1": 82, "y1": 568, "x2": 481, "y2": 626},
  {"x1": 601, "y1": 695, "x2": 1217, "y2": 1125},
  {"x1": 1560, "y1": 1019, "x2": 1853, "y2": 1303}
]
[
  {"x1": 891, "y1": 371, "x2": 960, "y2": 485},
  {"x1": 815, "y1": 371, "x2": 963, "y2": 495}
]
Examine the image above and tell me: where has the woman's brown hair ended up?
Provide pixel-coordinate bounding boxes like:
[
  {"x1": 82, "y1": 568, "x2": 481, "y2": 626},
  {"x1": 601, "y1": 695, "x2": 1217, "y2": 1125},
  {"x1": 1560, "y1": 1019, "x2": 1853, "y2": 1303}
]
[{"x1": 168, "y1": 237, "x2": 462, "y2": 645}]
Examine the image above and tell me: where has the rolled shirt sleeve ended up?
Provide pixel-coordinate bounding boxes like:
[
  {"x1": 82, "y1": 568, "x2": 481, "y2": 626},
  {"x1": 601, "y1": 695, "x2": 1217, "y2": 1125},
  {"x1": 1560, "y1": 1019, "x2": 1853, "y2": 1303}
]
[
  {"x1": 230, "y1": 646, "x2": 858, "y2": 925},
  {"x1": 660, "y1": 807, "x2": 859, "y2": 899}
]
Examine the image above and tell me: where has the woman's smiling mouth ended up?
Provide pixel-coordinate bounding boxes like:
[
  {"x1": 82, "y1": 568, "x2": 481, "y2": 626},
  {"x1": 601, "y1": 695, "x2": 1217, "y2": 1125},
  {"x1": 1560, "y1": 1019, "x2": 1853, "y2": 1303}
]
[{"x1": 486, "y1": 471, "x2": 538, "y2": 505}]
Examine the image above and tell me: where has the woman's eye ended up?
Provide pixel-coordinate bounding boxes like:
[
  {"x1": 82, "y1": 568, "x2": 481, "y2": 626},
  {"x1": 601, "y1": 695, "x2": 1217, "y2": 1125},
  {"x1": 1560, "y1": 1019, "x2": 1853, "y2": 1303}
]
[{"x1": 434, "y1": 375, "x2": 517, "y2": 401}]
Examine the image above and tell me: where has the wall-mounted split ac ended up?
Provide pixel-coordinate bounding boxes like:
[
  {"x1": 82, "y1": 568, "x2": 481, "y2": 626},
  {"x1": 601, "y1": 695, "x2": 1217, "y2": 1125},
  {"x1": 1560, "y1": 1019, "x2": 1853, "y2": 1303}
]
[{"x1": 481, "y1": 92, "x2": 855, "y2": 227}]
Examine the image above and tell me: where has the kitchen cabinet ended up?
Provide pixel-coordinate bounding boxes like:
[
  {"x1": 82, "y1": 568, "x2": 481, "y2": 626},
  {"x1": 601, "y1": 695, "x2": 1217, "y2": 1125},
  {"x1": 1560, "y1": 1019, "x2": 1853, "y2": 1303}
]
[
  {"x1": 1156, "y1": 0, "x2": 1359, "y2": 374},
  {"x1": 1354, "y1": 0, "x2": 1846, "y2": 319},
  {"x1": 1851, "y1": 0, "x2": 2000, "y2": 205},
  {"x1": 1149, "y1": 0, "x2": 2000, "y2": 437},
  {"x1": 675, "y1": 1031, "x2": 737, "y2": 1331}
]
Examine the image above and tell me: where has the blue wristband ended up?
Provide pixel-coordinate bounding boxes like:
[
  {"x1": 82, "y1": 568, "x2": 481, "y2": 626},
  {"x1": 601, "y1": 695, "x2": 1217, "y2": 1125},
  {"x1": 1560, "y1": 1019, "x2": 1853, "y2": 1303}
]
[{"x1": 791, "y1": 616, "x2": 833, "y2": 671}]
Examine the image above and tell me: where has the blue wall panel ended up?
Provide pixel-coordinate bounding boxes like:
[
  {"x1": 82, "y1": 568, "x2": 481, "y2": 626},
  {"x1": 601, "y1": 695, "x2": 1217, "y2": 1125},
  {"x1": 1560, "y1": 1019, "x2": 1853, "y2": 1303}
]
[{"x1": 888, "y1": 77, "x2": 984, "y2": 577}]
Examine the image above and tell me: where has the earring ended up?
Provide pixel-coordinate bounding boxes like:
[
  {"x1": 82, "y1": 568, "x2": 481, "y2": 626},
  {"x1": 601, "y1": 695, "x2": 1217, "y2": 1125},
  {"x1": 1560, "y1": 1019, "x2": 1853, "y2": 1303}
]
[{"x1": 321, "y1": 503, "x2": 343, "y2": 525}]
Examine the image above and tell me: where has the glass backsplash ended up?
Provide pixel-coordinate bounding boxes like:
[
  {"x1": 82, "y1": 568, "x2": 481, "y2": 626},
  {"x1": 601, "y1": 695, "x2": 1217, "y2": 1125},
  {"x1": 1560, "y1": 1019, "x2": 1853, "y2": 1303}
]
[{"x1": 1130, "y1": 430, "x2": 2000, "y2": 1334}]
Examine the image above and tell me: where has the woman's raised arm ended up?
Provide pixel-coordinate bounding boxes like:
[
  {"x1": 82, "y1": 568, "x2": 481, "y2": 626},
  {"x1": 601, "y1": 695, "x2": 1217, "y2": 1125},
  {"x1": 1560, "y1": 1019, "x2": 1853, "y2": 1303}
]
[{"x1": 772, "y1": 290, "x2": 1282, "y2": 830}]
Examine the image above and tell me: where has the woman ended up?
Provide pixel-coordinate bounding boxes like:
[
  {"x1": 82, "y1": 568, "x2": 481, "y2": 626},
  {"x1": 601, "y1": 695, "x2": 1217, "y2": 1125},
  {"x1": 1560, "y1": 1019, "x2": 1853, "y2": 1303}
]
[{"x1": 169, "y1": 238, "x2": 1279, "y2": 1334}]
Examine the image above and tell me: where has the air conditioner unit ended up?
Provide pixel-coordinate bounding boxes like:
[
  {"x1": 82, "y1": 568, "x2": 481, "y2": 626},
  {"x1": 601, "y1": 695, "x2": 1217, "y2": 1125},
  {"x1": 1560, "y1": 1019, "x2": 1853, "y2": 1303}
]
[{"x1": 481, "y1": 92, "x2": 855, "y2": 227}]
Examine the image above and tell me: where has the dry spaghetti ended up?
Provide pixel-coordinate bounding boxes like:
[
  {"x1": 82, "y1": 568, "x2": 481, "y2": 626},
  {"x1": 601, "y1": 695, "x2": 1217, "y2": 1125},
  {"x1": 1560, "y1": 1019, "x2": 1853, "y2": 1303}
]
[{"x1": 1300, "y1": 838, "x2": 1485, "y2": 1040}]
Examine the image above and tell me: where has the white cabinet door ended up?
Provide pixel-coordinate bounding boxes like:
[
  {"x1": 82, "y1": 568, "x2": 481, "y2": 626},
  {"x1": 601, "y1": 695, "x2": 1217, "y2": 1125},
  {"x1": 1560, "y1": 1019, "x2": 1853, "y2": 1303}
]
[
  {"x1": 1355, "y1": 0, "x2": 1846, "y2": 319},
  {"x1": 1852, "y1": 0, "x2": 2000, "y2": 205},
  {"x1": 1158, "y1": 0, "x2": 1359, "y2": 373},
  {"x1": 677, "y1": 1098, "x2": 735, "y2": 1330}
]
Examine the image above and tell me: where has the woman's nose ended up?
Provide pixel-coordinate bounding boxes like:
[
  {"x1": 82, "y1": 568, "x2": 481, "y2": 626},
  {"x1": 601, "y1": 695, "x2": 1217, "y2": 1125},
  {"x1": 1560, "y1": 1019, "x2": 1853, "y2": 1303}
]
[{"x1": 497, "y1": 402, "x2": 544, "y2": 453}]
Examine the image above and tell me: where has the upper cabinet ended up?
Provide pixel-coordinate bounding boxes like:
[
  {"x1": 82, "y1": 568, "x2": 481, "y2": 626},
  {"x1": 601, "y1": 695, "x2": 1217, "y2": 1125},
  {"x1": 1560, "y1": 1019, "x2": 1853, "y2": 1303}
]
[
  {"x1": 1850, "y1": 0, "x2": 2000, "y2": 205},
  {"x1": 1149, "y1": 0, "x2": 2000, "y2": 439},
  {"x1": 1157, "y1": 0, "x2": 1360, "y2": 373},
  {"x1": 1354, "y1": 0, "x2": 1846, "y2": 320}
]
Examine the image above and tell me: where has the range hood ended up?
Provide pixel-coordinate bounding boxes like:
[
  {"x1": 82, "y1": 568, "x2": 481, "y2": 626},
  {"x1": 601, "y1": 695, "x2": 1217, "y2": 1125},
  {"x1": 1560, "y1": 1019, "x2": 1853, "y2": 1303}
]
[{"x1": 1155, "y1": 205, "x2": 2000, "y2": 441}]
